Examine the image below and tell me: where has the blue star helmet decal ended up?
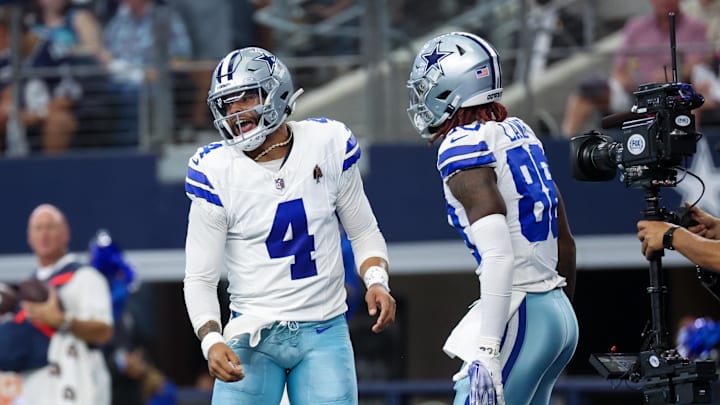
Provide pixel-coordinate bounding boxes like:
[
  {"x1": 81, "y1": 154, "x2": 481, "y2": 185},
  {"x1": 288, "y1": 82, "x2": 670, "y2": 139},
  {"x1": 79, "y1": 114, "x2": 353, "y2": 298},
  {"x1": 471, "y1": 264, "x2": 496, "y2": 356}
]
[
  {"x1": 254, "y1": 52, "x2": 276, "y2": 74},
  {"x1": 421, "y1": 43, "x2": 452, "y2": 75}
]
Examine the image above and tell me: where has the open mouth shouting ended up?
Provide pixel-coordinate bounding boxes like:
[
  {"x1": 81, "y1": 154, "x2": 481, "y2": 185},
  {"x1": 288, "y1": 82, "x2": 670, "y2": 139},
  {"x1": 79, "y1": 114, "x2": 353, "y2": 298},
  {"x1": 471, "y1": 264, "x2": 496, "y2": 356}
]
[{"x1": 234, "y1": 115, "x2": 259, "y2": 136}]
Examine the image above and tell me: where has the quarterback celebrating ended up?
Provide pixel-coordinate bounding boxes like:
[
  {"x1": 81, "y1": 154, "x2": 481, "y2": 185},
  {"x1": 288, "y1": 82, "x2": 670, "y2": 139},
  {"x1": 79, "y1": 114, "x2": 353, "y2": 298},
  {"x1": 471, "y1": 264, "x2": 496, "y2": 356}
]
[
  {"x1": 406, "y1": 32, "x2": 578, "y2": 405},
  {"x1": 183, "y1": 47, "x2": 396, "y2": 404}
]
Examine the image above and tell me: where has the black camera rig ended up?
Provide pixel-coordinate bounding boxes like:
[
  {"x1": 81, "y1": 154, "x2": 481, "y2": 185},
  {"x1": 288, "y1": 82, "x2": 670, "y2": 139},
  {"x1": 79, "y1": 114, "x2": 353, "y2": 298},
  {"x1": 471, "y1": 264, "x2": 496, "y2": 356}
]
[
  {"x1": 568, "y1": 12, "x2": 718, "y2": 404},
  {"x1": 569, "y1": 81, "x2": 703, "y2": 189},
  {"x1": 569, "y1": 8, "x2": 704, "y2": 190},
  {"x1": 588, "y1": 188, "x2": 718, "y2": 404}
]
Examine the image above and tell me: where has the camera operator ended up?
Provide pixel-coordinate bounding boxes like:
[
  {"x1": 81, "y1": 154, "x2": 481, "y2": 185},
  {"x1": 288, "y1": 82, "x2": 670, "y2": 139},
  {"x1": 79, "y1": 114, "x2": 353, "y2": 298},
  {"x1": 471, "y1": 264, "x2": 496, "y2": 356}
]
[{"x1": 637, "y1": 203, "x2": 720, "y2": 271}]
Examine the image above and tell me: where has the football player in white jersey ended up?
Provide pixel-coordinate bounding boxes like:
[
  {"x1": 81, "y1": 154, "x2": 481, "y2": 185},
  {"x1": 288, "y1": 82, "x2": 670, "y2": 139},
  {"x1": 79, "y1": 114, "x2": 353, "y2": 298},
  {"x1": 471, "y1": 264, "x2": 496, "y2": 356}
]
[
  {"x1": 406, "y1": 32, "x2": 579, "y2": 405},
  {"x1": 183, "y1": 47, "x2": 396, "y2": 404}
]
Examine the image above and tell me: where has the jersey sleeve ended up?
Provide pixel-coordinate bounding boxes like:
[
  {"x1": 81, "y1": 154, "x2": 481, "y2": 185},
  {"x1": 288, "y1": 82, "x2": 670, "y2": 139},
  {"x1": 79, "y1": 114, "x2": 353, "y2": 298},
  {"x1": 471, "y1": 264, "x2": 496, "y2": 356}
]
[
  {"x1": 183, "y1": 143, "x2": 227, "y2": 335},
  {"x1": 335, "y1": 122, "x2": 370, "y2": 229},
  {"x1": 184, "y1": 200, "x2": 227, "y2": 335},
  {"x1": 436, "y1": 125, "x2": 497, "y2": 181},
  {"x1": 185, "y1": 143, "x2": 225, "y2": 209},
  {"x1": 343, "y1": 130, "x2": 361, "y2": 172},
  {"x1": 336, "y1": 164, "x2": 389, "y2": 266}
]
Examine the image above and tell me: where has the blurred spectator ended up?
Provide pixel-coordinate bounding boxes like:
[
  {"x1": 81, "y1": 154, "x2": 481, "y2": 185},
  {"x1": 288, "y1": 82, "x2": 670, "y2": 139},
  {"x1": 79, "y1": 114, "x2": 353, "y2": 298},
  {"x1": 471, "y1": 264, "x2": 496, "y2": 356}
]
[
  {"x1": 256, "y1": 0, "x2": 360, "y2": 87},
  {"x1": 27, "y1": 0, "x2": 110, "y2": 148},
  {"x1": 237, "y1": 0, "x2": 272, "y2": 50},
  {"x1": 103, "y1": 0, "x2": 191, "y2": 69},
  {"x1": 102, "y1": 0, "x2": 193, "y2": 145},
  {"x1": 7, "y1": 204, "x2": 113, "y2": 404},
  {"x1": 26, "y1": 0, "x2": 105, "y2": 60},
  {"x1": 87, "y1": 229, "x2": 179, "y2": 405},
  {"x1": 304, "y1": 0, "x2": 358, "y2": 56},
  {"x1": 73, "y1": 0, "x2": 120, "y2": 23},
  {"x1": 560, "y1": 0, "x2": 710, "y2": 138},
  {"x1": 0, "y1": 1, "x2": 105, "y2": 153},
  {"x1": 106, "y1": 283, "x2": 180, "y2": 405},
  {"x1": 172, "y1": 0, "x2": 231, "y2": 137},
  {"x1": 88, "y1": 228, "x2": 140, "y2": 405},
  {"x1": 173, "y1": 0, "x2": 284, "y2": 140},
  {"x1": 115, "y1": 347, "x2": 178, "y2": 405},
  {"x1": 682, "y1": 0, "x2": 720, "y2": 124},
  {"x1": 683, "y1": 0, "x2": 720, "y2": 52},
  {"x1": 89, "y1": 229, "x2": 136, "y2": 322}
]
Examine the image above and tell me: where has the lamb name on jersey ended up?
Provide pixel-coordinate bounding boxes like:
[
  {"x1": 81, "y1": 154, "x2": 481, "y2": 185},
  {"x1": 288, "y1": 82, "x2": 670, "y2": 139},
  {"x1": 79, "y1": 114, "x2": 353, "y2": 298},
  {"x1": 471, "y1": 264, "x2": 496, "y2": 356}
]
[
  {"x1": 185, "y1": 118, "x2": 361, "y2": 321},
  {"x1": 437, "y1": 117, "x2": 566, "y2": 292}
]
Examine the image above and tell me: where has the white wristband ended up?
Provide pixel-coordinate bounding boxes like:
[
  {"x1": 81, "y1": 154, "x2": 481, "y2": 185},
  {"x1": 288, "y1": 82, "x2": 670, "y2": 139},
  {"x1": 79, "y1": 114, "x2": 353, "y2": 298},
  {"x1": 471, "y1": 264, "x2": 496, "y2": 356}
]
[
  {"x1": 363, "y1": 266, "x2": 390, "y2": 292},
  {"x1": 201, "y1": 332, "x2": 225, "y2": 360}
]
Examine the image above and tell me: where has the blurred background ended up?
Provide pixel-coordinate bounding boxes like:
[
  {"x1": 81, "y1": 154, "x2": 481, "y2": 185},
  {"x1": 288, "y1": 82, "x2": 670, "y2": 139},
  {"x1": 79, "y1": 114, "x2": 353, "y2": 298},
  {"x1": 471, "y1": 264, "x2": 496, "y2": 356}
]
[{"x1": 1, "y1": 0, "x2": 720, "y2": 404}]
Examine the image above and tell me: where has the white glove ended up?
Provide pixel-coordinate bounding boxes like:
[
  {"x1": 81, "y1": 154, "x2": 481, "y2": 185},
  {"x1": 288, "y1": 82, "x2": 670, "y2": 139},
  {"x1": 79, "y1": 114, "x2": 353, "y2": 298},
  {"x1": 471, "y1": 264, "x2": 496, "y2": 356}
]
[{"x1": 453, "y1": 343, "x2": 504, "y2": 405}]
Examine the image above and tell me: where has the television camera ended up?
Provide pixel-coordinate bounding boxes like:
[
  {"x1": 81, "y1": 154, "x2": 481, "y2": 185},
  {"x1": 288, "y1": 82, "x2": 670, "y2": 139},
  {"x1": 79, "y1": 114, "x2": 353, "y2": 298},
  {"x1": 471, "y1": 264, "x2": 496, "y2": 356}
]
[
  {"x1": 569, "y1": 12, "x2": 718, "y2": 404},
  {"x1": 569, "y1": 79, "x2": 703, "y2": 189}
]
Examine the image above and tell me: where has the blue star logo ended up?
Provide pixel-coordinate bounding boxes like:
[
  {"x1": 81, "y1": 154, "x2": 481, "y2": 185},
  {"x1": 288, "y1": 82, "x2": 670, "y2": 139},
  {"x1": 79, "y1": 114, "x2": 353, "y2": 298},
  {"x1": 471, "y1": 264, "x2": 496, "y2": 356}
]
[
  {"x1": 254, "y1": 52, "x2": 276, "y2": 74},
  {"x1": 421, "y1": 43, "x2": 452, "y2": 75}
]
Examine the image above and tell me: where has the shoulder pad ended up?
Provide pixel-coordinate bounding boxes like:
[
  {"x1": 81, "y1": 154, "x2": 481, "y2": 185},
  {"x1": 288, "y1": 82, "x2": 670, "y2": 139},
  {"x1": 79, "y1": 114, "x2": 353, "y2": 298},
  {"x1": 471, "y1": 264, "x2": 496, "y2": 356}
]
[
  {"x1": 185, "y1": 142, "x2": 224, "y2": 207},
  {"x1": 437, "y1": 123, "x2": 496, "y2": 179}
]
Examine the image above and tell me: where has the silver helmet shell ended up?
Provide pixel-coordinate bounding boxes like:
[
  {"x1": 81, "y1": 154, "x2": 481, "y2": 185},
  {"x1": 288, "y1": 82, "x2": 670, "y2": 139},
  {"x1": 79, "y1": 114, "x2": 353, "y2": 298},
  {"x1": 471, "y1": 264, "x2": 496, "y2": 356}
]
[
  {"x1": 407, "y1": 32, "x2": 503, "y2": 138},
  {"x1": 208, "y1": 47, "x2": 302, "y2": 151}
]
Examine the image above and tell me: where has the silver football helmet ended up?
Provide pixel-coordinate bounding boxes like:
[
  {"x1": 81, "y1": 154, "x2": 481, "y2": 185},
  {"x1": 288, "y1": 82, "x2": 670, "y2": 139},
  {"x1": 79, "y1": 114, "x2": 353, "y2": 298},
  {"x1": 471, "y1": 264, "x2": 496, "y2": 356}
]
[
  {"x1": 208, "y1": 47, "x2": 303, "y2": 151},
  {"x1": 407, "y1": 32, "x2": 503, "y2": 138}
]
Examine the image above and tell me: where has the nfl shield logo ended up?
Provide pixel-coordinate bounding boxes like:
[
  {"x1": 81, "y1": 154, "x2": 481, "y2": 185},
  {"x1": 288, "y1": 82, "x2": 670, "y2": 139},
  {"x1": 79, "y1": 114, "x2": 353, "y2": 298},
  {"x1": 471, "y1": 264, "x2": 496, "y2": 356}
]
[{"x1": 275, "y1": 178, "x2": 285, "y2": 190}]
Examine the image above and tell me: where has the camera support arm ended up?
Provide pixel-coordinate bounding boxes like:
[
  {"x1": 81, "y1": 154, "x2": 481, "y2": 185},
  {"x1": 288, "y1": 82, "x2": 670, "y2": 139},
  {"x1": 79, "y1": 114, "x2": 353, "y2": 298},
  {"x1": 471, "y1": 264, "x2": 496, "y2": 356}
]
[{"x1": 642, "y1": 186, "x2": 671, "y2": 351}]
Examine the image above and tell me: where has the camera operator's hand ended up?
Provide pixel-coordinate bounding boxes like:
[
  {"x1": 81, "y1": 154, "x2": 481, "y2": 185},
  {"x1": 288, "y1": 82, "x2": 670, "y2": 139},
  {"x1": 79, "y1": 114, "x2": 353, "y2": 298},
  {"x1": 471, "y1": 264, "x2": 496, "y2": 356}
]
[
  {"x1": 685, "y1": 202, "x2": 720, "y2": 240},
  {"x1": 637, "y1": 220, "x2": 676, "y2": 259}
]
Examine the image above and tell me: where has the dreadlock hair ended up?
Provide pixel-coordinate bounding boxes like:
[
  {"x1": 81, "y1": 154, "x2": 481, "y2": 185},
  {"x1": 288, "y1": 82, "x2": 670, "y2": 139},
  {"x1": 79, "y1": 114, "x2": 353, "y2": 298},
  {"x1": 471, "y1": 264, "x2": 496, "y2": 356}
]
[{"x1": 428, "y1": 102, "x2": 508, "y2": 145}]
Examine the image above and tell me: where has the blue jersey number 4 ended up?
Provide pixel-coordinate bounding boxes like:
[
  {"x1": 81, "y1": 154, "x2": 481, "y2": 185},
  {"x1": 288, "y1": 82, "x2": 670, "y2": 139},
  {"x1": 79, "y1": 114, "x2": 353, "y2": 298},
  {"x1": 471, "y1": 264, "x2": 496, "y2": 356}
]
[
  {"x1": 266, "y1": 199, "x2": 318, "y2": 280},
  {"x1": 506, "y1": 145, "x2": 558, "y2": 243}
]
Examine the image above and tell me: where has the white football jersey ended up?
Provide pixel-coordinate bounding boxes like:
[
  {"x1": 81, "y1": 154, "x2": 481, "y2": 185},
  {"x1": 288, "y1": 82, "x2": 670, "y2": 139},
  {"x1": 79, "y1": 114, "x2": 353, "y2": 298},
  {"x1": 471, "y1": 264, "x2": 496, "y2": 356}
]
[
  {"x1": 185, "y1": 118, "x2": 364, "y2": 322},
  {"x1": 437, "y1": 117, "x2": 566, "y2": 292}
]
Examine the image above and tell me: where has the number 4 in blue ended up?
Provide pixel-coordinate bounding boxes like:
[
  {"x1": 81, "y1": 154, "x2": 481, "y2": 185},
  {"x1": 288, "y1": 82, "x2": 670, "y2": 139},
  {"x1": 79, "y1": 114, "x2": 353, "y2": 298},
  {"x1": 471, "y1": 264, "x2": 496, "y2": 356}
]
[{"x1": 266, "y1": 199, "x2": 318, "y2": 280}]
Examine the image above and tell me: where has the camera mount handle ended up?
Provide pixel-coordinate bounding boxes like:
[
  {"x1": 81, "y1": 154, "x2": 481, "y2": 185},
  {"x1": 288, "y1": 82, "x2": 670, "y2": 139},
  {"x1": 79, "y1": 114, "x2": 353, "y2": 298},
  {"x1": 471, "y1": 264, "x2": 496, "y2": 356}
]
[{"x1": 642, "y1": 186, "x2": 672, "y2": 351}]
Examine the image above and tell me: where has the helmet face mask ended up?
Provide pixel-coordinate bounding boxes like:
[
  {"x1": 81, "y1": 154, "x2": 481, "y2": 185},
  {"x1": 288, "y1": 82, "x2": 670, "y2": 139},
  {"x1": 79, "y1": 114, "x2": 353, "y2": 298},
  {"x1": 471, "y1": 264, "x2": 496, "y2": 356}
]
[
  {"x1": 406, "y1": 32, "x2": 503, "y2": 138},
  {"x1": 407, "y1": 69, "x2": 446, "y2": 137},
  {"x1": 208, "y1": 48, "x2": 302, "y2": 152},
  {"x1": 213, "y1": 88, "x2": 265, "y2": 145}
]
